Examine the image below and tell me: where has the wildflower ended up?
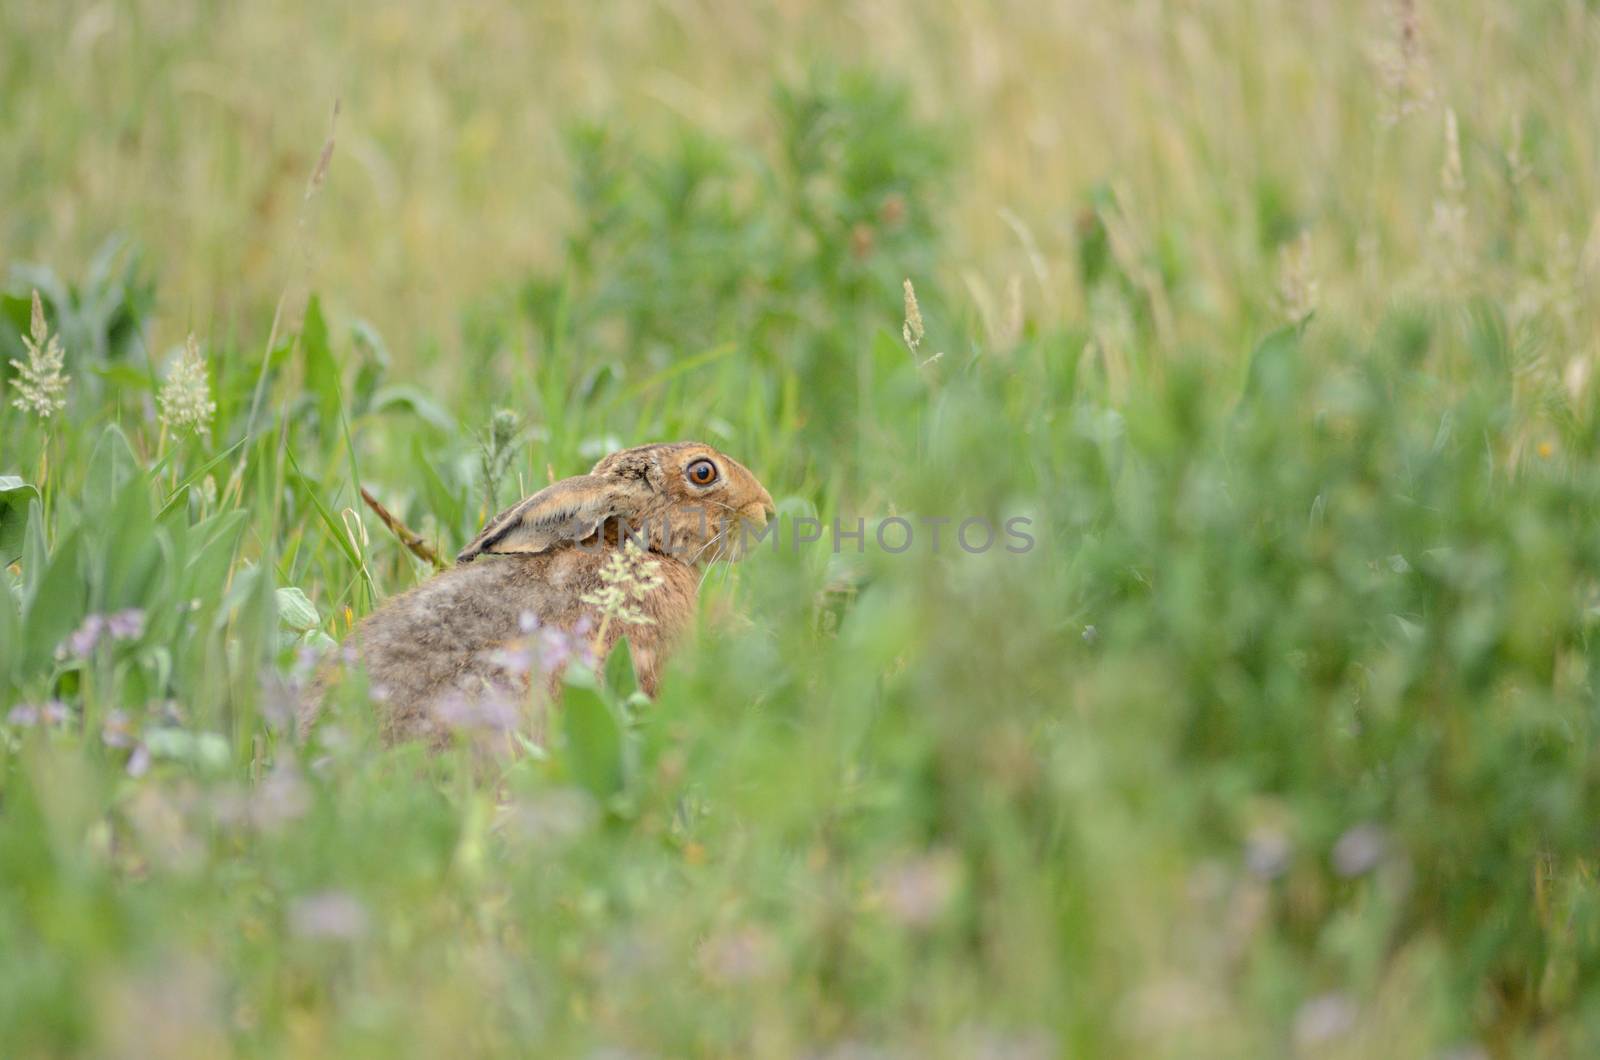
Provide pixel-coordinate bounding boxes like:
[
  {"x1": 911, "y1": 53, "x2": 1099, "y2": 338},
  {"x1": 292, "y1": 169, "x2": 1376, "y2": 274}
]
[
  {"x1": 539, "y1": 622, "x2": 589, "y2": 671},
  {"x1": 64, "y1": 615, "x2": 107, "y2": 658},
  {"x1": 581, "y1": 539, "x2": 665, "y2": 630},
  {"x1": 106, "y1": 608, "x2": 147, "y2": 640},
  {"x1": 1244, "y1": 825, "x2": 1292, "y2": 880},
  {"x1": 432, "y1": 686, "x2": 520, "y2": 733},
  {"x1": 9, "y1": 290, "x2": 69, "y2": 418},
  {"x1": 102, "y1": 709, "x2": 136, "y2": 748},
  {"x1": 1332, "y1": 823, "x2": 1387, "y2": 877},
  {"x1": 288, "y1": 890, "x2": 370, "y2": 941},
  {"x1": 875, "y1": 849, "x2": 962, "y2": 929},
  {"x1": 1376, "y1": 0, "x2": 1433, "y2": 127},
  {"x1": 1293, "y1": 994, "x2": 1358, "y2": 1050},
  {"x1": 126, "y1": 744, "x2": 151, "y2": 777},
  {"x1": 58, "y1": 608, "x2": 145, "y2": 659},
  {"x1": 12, "y1": 700, "x2": 73, "y2": 728},
  {"x1": 157, "y1": 334, "x2": 216, "y2": 439},
  {"x1": 901, "y1": 278, "x2": 925, "y2": 353},
  {"x1": 1277, "y1": 230, "x2": 1319, "y2": 324},
  {"x1": 484, "y1": 644, "x2": 535, "y2": 676}
]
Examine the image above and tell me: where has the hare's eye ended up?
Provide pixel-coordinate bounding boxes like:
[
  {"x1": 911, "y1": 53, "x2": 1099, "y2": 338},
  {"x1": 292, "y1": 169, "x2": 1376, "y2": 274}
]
[{"x1": 686, "y1": 458, "x2": 719, "y2": 486}]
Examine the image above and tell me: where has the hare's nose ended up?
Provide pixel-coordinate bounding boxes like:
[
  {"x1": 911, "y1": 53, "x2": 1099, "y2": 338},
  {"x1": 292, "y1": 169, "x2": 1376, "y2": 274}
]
[{"x1": 741, "y1": 489, "x2": 775, "y2": 527}]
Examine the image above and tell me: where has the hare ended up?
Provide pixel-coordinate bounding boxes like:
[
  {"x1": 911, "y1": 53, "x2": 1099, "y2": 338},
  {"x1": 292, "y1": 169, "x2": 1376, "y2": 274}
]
[{"x1": 301, "y1": 442, "x2": 774, "y2": 747}]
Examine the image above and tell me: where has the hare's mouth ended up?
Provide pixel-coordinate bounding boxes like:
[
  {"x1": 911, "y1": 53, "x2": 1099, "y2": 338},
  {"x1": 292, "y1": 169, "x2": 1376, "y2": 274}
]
[
  {"x1": 691, "y1": 501, "x2": 772, "y2": 564},
  {"x1": 737, "y1": 499, "x2": 774, "y2": 528}
]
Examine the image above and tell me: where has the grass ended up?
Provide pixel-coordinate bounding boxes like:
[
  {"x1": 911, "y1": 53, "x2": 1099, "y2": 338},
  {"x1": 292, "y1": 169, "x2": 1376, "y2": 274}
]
[{"x1": 3, "y1": 0, "x2": 1600, "y2": 1055}]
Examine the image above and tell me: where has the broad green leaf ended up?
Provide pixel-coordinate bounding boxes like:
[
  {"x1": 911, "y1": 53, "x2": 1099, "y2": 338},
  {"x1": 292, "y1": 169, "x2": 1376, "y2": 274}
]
[
  {"x1": 560, "y1": 669, "x2": 625, "y2": 800},
  {"x1": 21, "y1": 528, "x2": 84, "y2": 679},
  {"x1": 102, "y1": 475, "x2": 159, "y2": 609},
  {"x1": 21, "y1": 498, "x2": 46, "y2": 596},
  {"x1": 0, "y1": 568, "x2": 19, "y2": 684},
  {"x1": 85, "y1": 424, "x2": 140, "y2": 510},
  {"x1": 0, "y1": 475, "x2": 39, "y2": 566},
  {"x1": 144, "y1": 728, "x2": 232, "y2": 771},
  {"x1": 603, "y1": 634, "x2": 638, "y2": 700},
  {"x1": 1239, "y1": 323, "x2": 1302, "y2": 405},
  {"x1": 349, "y1": 318, "x2": 392, "y2": 416},
  {"x1": 276, "y1": 587, "x2": 321, "y2": 631}
]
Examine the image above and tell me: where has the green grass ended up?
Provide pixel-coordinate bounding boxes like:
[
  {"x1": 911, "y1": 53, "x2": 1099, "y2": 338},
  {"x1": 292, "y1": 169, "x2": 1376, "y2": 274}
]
[{"x1": 5, "y1": 2, "x2": 1600, "y2": 1056}]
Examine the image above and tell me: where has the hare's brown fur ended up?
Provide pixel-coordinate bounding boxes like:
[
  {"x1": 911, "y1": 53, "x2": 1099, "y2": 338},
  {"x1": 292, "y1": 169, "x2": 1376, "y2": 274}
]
[
  {"x1": 346, "y1": 547, "x2": 698, "y2": 746},
  {"x1": 300, "y1": 441, "x2": 772, "y2": 748}
]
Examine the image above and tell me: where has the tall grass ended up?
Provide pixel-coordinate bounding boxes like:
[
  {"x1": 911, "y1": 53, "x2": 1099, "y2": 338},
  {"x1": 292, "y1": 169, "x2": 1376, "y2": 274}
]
[{"x1": 4, "y1": 1, "x2": 1600, "y2": 1056}]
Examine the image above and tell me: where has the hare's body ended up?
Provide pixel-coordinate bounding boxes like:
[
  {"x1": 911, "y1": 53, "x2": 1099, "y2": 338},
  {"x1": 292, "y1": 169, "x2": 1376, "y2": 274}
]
[
  {"x1": 301, "y1": 442, "x2": 772, "y2": 749},
  {"x1": 350, "y1": 547, "x2": 699, "y2": 746}
]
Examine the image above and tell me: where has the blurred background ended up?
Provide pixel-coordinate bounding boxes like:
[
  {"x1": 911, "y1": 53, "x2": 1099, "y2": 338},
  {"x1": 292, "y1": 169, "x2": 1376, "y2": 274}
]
[
  {"x1": 4, "y1": 1, "x2": 1594, "y2": 379},
  {"x1": 3, "y1": 2, "x2": 1600, "y2": 1057}
]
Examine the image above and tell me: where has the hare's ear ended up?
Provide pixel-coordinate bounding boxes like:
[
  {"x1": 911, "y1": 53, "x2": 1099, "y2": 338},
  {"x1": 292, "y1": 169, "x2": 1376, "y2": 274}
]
[{"x1": 456, "y1": 475, "x2": 627, "y2": 562}]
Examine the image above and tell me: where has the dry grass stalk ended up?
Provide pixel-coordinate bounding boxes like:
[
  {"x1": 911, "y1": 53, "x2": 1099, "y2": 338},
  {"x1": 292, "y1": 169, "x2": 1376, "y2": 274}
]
[{"x1": 360, "y1": 486, "x2": 447, "y2": 570}]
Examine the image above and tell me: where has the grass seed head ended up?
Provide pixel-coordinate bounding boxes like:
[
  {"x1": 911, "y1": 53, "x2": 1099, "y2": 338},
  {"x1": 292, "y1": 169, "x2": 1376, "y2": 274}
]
[
  {"x1": 158, "y1": 334, "x2": 216, "y2": 439},
  {"x1": 9, "y1": 289, "x2": 70, "y2": 419}
]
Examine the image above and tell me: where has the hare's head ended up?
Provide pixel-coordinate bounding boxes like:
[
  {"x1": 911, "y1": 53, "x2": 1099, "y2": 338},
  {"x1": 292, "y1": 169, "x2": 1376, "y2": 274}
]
[{"x1": 458, "y1": 441, "x2": 774, "y2": 564}]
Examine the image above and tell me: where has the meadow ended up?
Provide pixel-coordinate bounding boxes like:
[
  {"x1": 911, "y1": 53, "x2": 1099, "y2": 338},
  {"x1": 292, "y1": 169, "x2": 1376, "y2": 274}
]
[{"x1": 3, "y1": 0, "x2": 1600, "y2": 1055}]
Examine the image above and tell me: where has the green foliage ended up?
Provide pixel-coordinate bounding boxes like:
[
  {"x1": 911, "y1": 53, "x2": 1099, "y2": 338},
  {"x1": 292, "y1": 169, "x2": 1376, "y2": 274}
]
[
  {"x1": 3, "y1": 50, "x2": 1600, "y2": 1060},
  {"x1": 514, "y1": 68, "x2": 948, "y2": 480},
  {"x1": 0, "y1": 476, "x2": 36, "y2": 566}
]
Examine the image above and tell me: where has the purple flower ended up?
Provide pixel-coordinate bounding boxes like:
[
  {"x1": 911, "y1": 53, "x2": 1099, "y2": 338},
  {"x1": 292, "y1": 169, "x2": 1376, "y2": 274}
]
[
  {"x1": 1244, "y1": 826, "x2": 1292, "y2": 880},
  {"x1": 258, "y1": 672, "x2": 295, "y2": 732},
  {"x1": 293, "y1": 643, "x2": 323, "y2": 675},
  {"x1": 102, "y1": 709, "x2": 136, "y2": 748},
  {"x1": 1332, "y1": 823, "x2": 1388, "y2": 877},
  {"x1": 876, "y1": 849, "x2": 963, "y2": 929},
  {"x1": 106, "y1": 608, "x2": 146, "y2": 640},
  {"x1": 62, "y1": 614, "x2": 106, "y2": 658},
  {"x1": 126, "y1": 743, "x2": 151, "y2": 777},
  {"x1": 485, "y1": 645, "x2": 535, "y2": 676},
  {"x1": 57, "y1": 609, "x2": 146, "y2": 660},
  {"x1": 514, "y1": 613, "x2": 597, "y2": 675},
  {"x1": 432, "y1": 689, "x2": 519, "y2": 732},
  {"x1": 537, "y1": 629, "x2": 577, "y2": 673},
  {"x1": 11, "y1": 700, "x2": 78, "y2": 729},
  {"x1": 1293, "y1": 993, "x2": 1357, "y2": 1049},
  {"x1": 540, "y1": 621, "x2": 598, "y2": 674},
  {"x1": 289, "y1": 890, "x2": 370, "y2": 941}
]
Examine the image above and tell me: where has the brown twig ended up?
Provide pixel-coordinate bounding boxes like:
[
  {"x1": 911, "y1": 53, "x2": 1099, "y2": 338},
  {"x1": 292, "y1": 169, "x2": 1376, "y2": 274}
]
[{"x1": 360, "y1": 486, "x2": 447, "y2": 570}]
